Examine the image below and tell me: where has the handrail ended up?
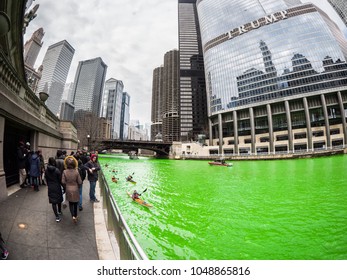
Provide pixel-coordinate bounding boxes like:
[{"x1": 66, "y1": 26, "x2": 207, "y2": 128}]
[{"x1": 99, "y1": 171, "x2": 149, "y2": 260}]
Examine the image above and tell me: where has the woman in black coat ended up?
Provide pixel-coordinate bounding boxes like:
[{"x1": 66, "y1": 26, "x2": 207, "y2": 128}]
[{"x1": 45, "y1": 157, "x2": 63, "y2": 222}]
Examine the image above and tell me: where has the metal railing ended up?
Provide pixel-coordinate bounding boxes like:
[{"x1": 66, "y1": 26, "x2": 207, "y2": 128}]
[{"x1": 98, "y1": 171, "x2": 148, "y2": 260}]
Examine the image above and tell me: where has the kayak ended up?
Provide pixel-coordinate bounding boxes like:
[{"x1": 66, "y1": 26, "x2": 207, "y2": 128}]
[
  {"x1": 126, "y1": 179, "x2": 137, "y2": 184},
  {"x1": 127, "y1": 191, "x2": 153, "y2": 208}
]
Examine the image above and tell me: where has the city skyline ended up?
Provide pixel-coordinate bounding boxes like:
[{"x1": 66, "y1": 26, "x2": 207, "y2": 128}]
[
  {"x1": 24, "y1": 0, "x2": 178, "y2": 126},
  {"x1": 23, "y1": 0, "x2": 346, "y2": 125}
]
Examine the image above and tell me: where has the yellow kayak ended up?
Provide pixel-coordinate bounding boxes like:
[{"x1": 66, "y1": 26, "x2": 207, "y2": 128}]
[{"x1": 127, "y1": 191, "x2": 153, "y2": 208}]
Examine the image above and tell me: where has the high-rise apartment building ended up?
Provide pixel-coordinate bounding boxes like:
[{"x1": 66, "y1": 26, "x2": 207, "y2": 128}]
[
  {"x1": 196, "y1": 0, "x2": 347, "y2": 155},
  {"x1": 151, "y1": 66, "x2": 164, "y2": 140},
  {"x1": 72, "y1": 57, "x2": 107, "y2": 116},
  {"x1": 162, "y1": 49, "x2": 180, "y2": 142},
  {"x1": 328, "y1": 0, "x2": 347, "y2": 27},
  {"x1": 178, "y1": 0, "x2": 208, "y2": 141},
  {"x1": 101, "y1": 78, "x2": 123, "y2": 139},
  {"x1": 37, "y1": 40, "x2": 75, "y2": 116}
]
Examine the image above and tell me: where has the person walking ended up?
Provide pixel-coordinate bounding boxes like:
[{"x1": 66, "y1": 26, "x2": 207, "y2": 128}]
[
  {"x1": 84, "y1": 154, "x2": 100, "y2": 203},
  {"x1": 55, "y1": 149, "x2": 66, "y2": 208},
  {"x1": 45, "y1": 157, "x2": 63, "y2": 222},
  {"x1": 29, "y1": 151, "x2": 41, "y2": 191},
  {"x1": 62, "y1": 156, "x2": 82, "y2": 224},
  {"x1": 38, "y1": 150, "x2": 46, "y2": 186},
  {"x1": 17, "y1": 141, "x2": 28, "y2": 188},
  {"x1": 74, "y1": 153, "x2": 86, "y2": 211}
]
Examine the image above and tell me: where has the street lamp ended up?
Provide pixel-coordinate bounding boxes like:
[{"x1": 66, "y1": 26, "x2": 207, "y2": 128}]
[
  {"x1": 77, "y1": 139, "x2": 80, "y2": 149},
  {"x1": 87, "y1": 135, "x2": 90, "y2": 151}
]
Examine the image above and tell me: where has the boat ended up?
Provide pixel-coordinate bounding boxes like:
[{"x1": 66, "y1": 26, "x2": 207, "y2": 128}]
[
  {"x1": 127, "y1": 180, "x2": 137, "y2": 184},
  {"x1": 127, "y1": 191, "x2": 153, "y2": 208},
  {"x1": 208, "y1": 159, "x2": 232, "y2": 167}
]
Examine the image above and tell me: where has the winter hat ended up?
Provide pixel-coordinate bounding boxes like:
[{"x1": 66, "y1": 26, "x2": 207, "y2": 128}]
[
  {"x1": 64, "y1": 155, "x2": 78, "y2": 169},
  {"x1": 90, "y1": 154, "x2": 97, "y2": 160}
]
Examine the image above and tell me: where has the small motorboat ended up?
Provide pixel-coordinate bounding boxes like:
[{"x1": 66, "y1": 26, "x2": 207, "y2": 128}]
[{"x1": 208, "y1": 159, "x2": 232, "y2": 167}]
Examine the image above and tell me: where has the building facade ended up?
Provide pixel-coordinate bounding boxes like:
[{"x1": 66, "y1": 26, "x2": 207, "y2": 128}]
[
  {"x1": 328, "y1": 0, "x2": 347, "y2": 27},
  {"x1": 36, "y1": 40, "x2": 75, "y2": 116},
  {"x1": 72, "y1": 57, "x2": 107, "y2": 117},
  {"x1": 196, "y1": 0, "x2": 347, "y2": 155},
  {"x1": 178, "y1": 0, "x2": 208, "y2": 141},
  {"x1": 151, "y1": 66, "x2": 164, "y2": 140}
]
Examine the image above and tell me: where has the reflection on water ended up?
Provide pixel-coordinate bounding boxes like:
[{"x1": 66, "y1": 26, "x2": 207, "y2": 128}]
[{"x1": 99, "y1": 154, "x2": 347, "y2": 260}]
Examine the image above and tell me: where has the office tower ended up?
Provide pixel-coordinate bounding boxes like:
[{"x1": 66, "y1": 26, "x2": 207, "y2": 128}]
[
  {"x1": 61, "y1": 82, "x2": 74, "y2": 103},
  {"x1": 24, "y1": 27, "x2": 44, "y2": 68},
  {"x1": 120, "y1": 92, "x2": 130, "y2": 140},
  {"x1": 37, "y1": 40, "x2": 75, "y2": 116},
  {"x1": 60, "y1": 101, "x2": 75, "y2": 121},
  {"x1": 101, "y1": 78, "x2": 123, "y2": 139},
  {"x1": 328, "y1": 0, "x2": 347, "y2": 27},
  {"x1": 72, "y1": 57, "x2": 107, "y2": 116},
  {"x1": 162, "y1": 49, "x2": 180, "y2": 142},
  {"x1": 178, "y1": 0, "x2": 208, "y2": 141},
  {"x1": 196, "y1": 0, "x2": 347, "y2": 155},
  {"x1": 151, "y1": 66, "x2": 164, "y2": 140}
]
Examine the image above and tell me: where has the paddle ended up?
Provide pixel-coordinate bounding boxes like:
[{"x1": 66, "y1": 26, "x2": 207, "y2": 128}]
[{"x1": 139, "y1": 188, "x2": 147, "y2": 196}]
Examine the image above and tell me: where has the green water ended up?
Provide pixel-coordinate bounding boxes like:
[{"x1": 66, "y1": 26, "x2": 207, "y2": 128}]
[{"x1": 98, "y1": 154, "x2": 347, "y2": 260}]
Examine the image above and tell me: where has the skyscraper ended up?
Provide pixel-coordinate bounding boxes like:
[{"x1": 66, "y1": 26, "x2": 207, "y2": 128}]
[
  {"x1": 24, "y1": 27, "x2": 44, "y2": 68},
  {"x1": 178, "y1": 0, "x2": 208, "y2": 141},
  {"x1": 72, "y1": 57, "x2": 107, "y2": 117},
  {"x1": 120, "y1": 92, "x2": 130, "y2": 140},
  {"x1": 151, "y1": 66, "x2": 164, "y2": 140},
  {"x1": 23, "y1": 27, "x2": 44, "y2": 92},
  {"x1": 36, "y1": 40, "x2": 75, "y2": 116},
  {"x1": 101, "y1": 78, "x2": 123, "y2": 139},
  {"x1": 328, "y1": 0, "x2": 347, "y2": 27},
  {"x1": 196, "y1": 0, "x2": 347, "y2": 155},
  {"x1": 162, "y1": 49, "x2": 180, "y2": 142}
]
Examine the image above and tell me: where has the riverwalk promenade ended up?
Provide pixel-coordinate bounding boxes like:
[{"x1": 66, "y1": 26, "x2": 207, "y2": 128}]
[{"x1": 0, "y1": 180, "x2": 118, "y2": 260}]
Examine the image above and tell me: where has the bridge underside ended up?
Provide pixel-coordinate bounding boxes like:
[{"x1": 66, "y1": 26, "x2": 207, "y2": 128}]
[{"x1": 98, "y1": 140, "x2": 172, "y2": 157}]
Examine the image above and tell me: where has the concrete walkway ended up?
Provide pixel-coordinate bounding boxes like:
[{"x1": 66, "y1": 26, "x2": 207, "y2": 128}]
[{"x1": 0, "y1": 180, "x2": 117, "y2": 260}]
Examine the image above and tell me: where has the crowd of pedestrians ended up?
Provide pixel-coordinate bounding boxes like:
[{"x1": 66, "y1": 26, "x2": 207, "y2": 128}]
[{"x1": 16, "y1": 140, "x2": 101, "y2": 224}]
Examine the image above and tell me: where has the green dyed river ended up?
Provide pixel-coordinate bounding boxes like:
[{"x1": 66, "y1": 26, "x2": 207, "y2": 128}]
[{"x1": 98, "y1": 154, "x2": 347, "y2": 260}]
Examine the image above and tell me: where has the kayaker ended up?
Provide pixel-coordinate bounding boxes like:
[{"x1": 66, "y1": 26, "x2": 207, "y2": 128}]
[
  {"x1": 132, "y1": 190, "x2": 140, "y2": 200},
  {"x1": 126, "y1": 175, "x2": 133, "y2": 181}
]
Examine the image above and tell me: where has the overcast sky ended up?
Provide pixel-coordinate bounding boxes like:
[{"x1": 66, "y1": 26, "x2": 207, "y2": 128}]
[{"x1": 24, "y1": 0, "x2": 346, "y2": 125}]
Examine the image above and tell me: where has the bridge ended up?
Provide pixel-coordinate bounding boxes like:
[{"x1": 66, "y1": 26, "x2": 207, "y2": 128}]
[{"x1": 98, "y1": 139, "x2": 173, "y2": 157}]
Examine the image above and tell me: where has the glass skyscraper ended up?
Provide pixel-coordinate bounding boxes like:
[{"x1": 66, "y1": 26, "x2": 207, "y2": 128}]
[
  {"x1": 72, "y1": 57, "x2": 107, "y2": 117},
  {"x1": 36, "y1": 40, "x2": 75, "y2": 116},
  {"x1": 178, "y1": 0, "x2": 208, "y2": 141},
  {"x1": 101, "y1": 78, "x2": 124, "y2": 139},
  {"x1": 196, "y1": 0, "x2": 347, "y2": 155},
  {"x1": 328, "y1": 0, "x2": 347, "y2": 27}
]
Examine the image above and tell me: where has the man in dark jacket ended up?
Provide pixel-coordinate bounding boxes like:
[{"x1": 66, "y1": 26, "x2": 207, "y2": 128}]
[
  {"x1": 17, "y1": 141, "x2": 28, "y2": 188},
  {"x1": 29, "y1": 151, "x2": 41, "y2": 191},
  {"x1": 84, "y1": 154, "x2": 100, "y2": 202},
  {"x1": 74, "y1": 154, "x2": 86, "y2": 211},
  {"x1": 45, "y1": 157, "x2": 63, "y2": 222}
]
